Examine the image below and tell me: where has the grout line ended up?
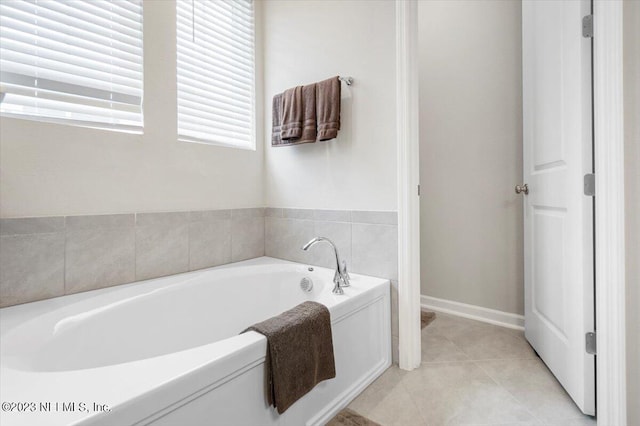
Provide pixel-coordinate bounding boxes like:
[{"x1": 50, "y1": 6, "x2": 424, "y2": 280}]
[
  {"x1": 257, "y1": 213, "x2": 265, "y2": 260},
  {"x1": 262, "y1": 213, "x2": 266, "y2": 257},
  {"x1": 348, "y1": 221, "x2": 352, "y2": 268},
  {"x1": 399, "y1": 381, "x2": 430, "y2": 426},
  {"x1": 472, "y1": 357, "x2": 592, "y2": 424},
  {"x1": 400, "y1": 382, "x2": 444, "y2": 424},
  {"x1": 422, "y1": 324, "x2": 473, "y2": 363},
  {"x1": 134, "y1": 213, "x2": 138, "y2": 280},
  {"x1": 473, "y1": 360, "x2": 547, "y2": 425},
  {"x1": 187, "y1": 216, "x2": 192, "y2": 271},
  {"x1": 62, "y1": 215, "x2": 68, "y2": 295},
  {"x1": 230, "y1": 215, "x2": 235, "y2": 262}
]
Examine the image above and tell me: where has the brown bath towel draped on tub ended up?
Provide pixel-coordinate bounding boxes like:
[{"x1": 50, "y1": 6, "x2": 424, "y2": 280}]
[{"x1": 242, "y1": 301, "x2": 336, "y2": 414}]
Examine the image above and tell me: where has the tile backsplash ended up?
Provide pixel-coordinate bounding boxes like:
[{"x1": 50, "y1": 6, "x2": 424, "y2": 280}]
[
  {"x1": 265, "y1": 208, "x2": 398, "y2": 280},
  {"x1": 0, "y1": 208, "x2": 265, "y2": 308},
  {"x1": 0, "y1": 219, "x2": 66, "y2": 307},
  {"x1": 0, "y1": 207, "x2": 399, "y2": 361}
]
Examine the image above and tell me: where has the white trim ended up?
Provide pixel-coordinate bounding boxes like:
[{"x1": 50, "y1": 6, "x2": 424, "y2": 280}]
[
  {"x1": 593, "y1": 1, "x2": 627, "y2": 424},
  {"x1": 421, "y1": 295, "x2": 525, "y2": 331},
  {"x1": 396, "y1": 0, "x2": 422, "y2": 371}
]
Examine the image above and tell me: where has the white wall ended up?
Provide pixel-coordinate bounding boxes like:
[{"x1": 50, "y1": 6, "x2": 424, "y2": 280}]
[
  {"x1": 1, "y1": 0, "x2": 397, "y2": 218},
  {"x1": 0, "y1": 0, "x2": 264, "y2": 218},
  {"x1": 418, "y1": 1, "x2": 524, "y2": 314},
  {"x1": 262, "y1": 0, "x2": 397, "y2": 211},
  {"x1": 624, "y1": 0, "x2": 640, "y2": 423}
]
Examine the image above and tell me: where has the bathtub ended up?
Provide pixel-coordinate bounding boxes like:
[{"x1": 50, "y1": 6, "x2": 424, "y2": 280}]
[{"x1": 0, "y1": 257, "x2": 391, "y2": 426}]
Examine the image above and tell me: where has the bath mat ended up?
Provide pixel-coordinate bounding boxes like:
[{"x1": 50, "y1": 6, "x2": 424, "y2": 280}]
[
  {"x1": 421, "y1": 310, "x2": 436, "y2": 329},
  {"x1": 326, "y1": 408, "x2": 382, "y2": 426}
]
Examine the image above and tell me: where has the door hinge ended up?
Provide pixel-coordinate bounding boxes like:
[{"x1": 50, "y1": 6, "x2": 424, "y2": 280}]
[
  {"x1": 584, "y1": 173, "x2": 595, "y2": 196},
  {"x1": 417, "y1": 185, "x2": 420, "y2": 196},
  {"x1": 582, "y1": 15, "x2": 593, "y2": 38},
  {"x1": 586, "y1": 332, "x2": 597, "y2": 355}
]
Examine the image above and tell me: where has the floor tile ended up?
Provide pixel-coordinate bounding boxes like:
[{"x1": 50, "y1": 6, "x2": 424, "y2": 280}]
[
  {"x1": 348, "y1": 313, "x2": 594, "y2": 426},
  {"x1": 476, "y1": 358, "x2": 593, "y2": 423},
  {"x1": 349, "y1": 366, "x2": 426, "y2": 426},
  {"x1": 401, "y1": 362, "x2": 535, "y2": 426},
  {"x1": 421, "y1": 331, "x2": 470, "y2": 363},
  {"x1": 428, "y1": 314, "x2": 535, "y2": 361}
]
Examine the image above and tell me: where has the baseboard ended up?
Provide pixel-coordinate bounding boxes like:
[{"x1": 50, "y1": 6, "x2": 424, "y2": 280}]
[{"x1": 420, "y1": 295, "x2": 524, "y2": 331}]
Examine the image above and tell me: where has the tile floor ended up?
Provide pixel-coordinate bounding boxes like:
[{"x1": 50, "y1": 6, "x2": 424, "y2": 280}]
[{"x1": 347, "y1": 312, "x2": 597, "y2": 426}]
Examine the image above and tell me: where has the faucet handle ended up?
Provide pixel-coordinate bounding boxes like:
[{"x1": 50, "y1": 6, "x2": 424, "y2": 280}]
[
  {"x1": 332, "y1": 270, "x2": 345, "y2": 294},
  {"x1": 341, "y1": 260, "x2": 350, "y2": 277},
  {"x1": 340, "y1": 261, "x2": 351, "y2": 287}
]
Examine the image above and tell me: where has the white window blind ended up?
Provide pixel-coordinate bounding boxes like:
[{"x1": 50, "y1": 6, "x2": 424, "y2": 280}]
[
  {"x1": 177, "y1": 0, "x2": 255, "y2": 149},
  {"x1": 0, "y1": 0, "x2": 143, "y2": 131}
]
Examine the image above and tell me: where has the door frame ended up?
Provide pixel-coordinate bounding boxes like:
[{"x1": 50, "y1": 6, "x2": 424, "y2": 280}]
[
  {"x1": 396, "y1": 0, "x2": 627, "y2": 421},
  {"x1": 396, "y1": 0, "x2": 422, "y2": 371},
  {"x1": 593, "y1": 1, "x2": 627, "y2": 424}
]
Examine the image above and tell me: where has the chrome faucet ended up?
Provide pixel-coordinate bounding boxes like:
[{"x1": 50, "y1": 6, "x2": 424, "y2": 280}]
[{"x1": 302, "y1": 237, "x2": 351, "y2": 295}]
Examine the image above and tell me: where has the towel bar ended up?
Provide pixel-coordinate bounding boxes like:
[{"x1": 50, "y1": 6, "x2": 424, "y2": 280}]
[{"x1": 339, "y1": 76, "x2": 353, "y2": 86}]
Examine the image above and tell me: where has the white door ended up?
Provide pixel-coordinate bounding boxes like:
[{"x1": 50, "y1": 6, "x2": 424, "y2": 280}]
[{"x1": 522, "y1": 0, "x2": 595, "y2": 415}]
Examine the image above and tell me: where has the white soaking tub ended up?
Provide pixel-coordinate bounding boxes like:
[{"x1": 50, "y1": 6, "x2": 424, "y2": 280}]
[{"x1": 0, "y1": 257, "x2": 391, "y2": 426}]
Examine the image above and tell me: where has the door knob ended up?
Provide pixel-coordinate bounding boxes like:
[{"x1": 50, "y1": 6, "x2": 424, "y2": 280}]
[{"x1": 515, "y1": 184, "x2": 529, "y2": 195}]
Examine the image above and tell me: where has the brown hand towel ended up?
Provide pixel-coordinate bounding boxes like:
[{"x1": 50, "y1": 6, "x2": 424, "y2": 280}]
[
  {"x1": 316, "y1": 76, "x2": 341, "y2": 141},
  {"x1": 243, "y1": 301, "x2": 336, "y2": 414},
  {"x1": 281, "y1": 86, "x2": 303, "y2": 140},
  {"x1": 271, "y1": 92, "x2": 284, "y2": 146},
  {"x1": 298, "y1": 83, "x2": 317, "y2": 143},
  {"x1": 273, "y1": 84, "x2": 317, "y2": 147}
]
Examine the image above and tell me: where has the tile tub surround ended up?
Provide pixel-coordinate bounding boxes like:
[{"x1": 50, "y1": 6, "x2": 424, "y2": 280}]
[
  {"x1": 0, "y1": 208, "x2": 397, "y2": 310},
  {"x1": 0, "y1": 208, "x2": 265, "y2": 308},
  {"x1": 265, "y1": 208, "x2": 400, "y2": 361},
  {"x1": 265, "y1": 209, "x2": 398, "y2": 278},
  {"x1": 0, "y1": 217, "x2": 66, "y2": 308}
]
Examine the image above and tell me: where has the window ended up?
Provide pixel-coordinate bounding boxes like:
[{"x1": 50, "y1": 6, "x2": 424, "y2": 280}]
[
  {"x1": 0, "y1": 0, "x2": 143, "y2": 131},
  {"x1": 176, "y1": 0, "x2": 255, "y2": 149}
]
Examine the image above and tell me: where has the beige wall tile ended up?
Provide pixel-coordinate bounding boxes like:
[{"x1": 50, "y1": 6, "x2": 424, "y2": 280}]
[
  {"x1": 265, "y1": 217, "x2": 315, "y2": 264},
  {"x1": 189, "y1": 219, "x2": 232, "y2": 271},
  {"x1": 283, "y1": 208, "x2": 314, "y2": 220},
  {"x1": 66, "y1": 214, "x2": 134, "y2": 231},
  {"x1": 231, "y1": 208, "x2": 265, "y2": 218},
  {"x1": 65, "y1": 227, "x2": 135, "y2": 294},
  {"x1": 0, "y1": 217, "x2": 65, "y2": 235},
  {"x1": 0, "y1": 233, "x2": 65, "y2": 307},
  {"x1": 264, "y1": 208, "x2": 283, "y2": 218},
  {"x1": 231, "y1": 216, "x2": 264, "y2": 262},
  {"x1": 351, "y1": 223, "x2": 398, "y2": 280},
  {"x1": 351, "y1": 211, "x2": 397, "y2": 225},
  {"x1": 136, "y1": 214, "x2": 190, "y2": 281}
]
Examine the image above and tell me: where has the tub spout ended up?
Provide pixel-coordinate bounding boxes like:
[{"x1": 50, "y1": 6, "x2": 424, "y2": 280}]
[{"x1": 302, "y1": 237, "x2": 350, "y2": 295}]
